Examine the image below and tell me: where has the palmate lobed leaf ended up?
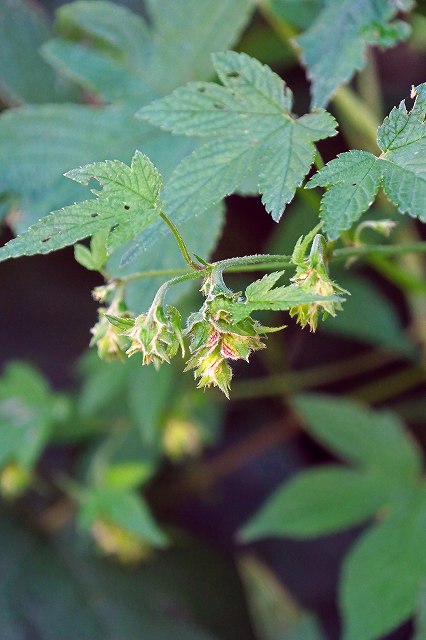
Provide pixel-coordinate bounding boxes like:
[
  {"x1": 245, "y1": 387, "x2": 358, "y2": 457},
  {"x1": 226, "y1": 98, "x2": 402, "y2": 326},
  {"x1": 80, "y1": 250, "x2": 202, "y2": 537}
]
[
  {"x1": 307, "y1": 83, "x2": 426, "y2": 238},
  {"x1": 0, "y1": 0, "x2": 253, "y2": 268},
  {"x1": 296, "y1": 0, "x2": 414, "y2": 108},
  {"x1": 140, "y1": 51, "x2": 337, "y2": 223},
  {"x1": 0, "y1": 151, "x2": 162, "y2": 262}
]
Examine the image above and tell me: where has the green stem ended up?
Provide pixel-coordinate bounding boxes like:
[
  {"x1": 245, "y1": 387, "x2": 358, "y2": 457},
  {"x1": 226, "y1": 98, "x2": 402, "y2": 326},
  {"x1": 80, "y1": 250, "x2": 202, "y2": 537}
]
[
  {"x1": 332, "y1": 241, "x2": 426, "y2": 261},
  {"x1": 368, "y1": 254, "x2": 426, "y2": 295},
  {"x1": 159, "y1": 211, "x2": 203, "y2": 271},
  {"x1": 150, "y1": 271, "x2": 204, "y2": 308},
  {"x1": 215, "y1": 254, "x2": 292, "y2": 271},
  {"x1": 350, "y1": 366, "x2": 426, "y2": 404},
  {"x1": 231, "y1": 349, "x2": 398, "y2": 400},
  {"x1": 331, "y1": 86, "x2": 380, "y2": 154}
]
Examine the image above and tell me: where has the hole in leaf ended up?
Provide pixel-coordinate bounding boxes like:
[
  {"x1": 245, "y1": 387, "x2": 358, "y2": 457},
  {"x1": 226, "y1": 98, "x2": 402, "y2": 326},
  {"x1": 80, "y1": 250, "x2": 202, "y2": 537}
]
[
  {"x1": 124, "y1": 204, "x2": 130, "y2": 210},
  {"x1": 111, "y1": 224, "x2": 119, "y2": 232},
  {"x1": 91, "y1": 213, "x2": 99, "y2": 218},
  {"x1": 41, "y1": 237, "x2": 51, "y2": 243},
  {"x1": 226, "y1": 71, "x2": 239, "y2": 78}
]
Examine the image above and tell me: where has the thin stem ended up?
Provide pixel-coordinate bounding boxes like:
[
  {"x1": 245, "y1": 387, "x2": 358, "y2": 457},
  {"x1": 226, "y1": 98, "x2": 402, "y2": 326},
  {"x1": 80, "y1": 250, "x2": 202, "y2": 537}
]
[
  {"x1": 314, "y1": 150, "x2": 325, "y2": 171},
  {"x1": 159, "y1": 211, "x2": 203, "y2": 271},
  {"x1": 215, "y1": 253, "x2": 292, "y2": 271},
  {"x1": 331, "y1": 86, "x2": 381, "y2": 154},
  {"x1": 332, "y1": 241, "x2": 426, "y2": 261},
  {"x1": 350, "y1": 366, "x2": 426, "y2": 404},
  {"x1": 151, "y1": 271, "x2": 204, "y2": 307},
  {"x1": 231, "y1": 349, "x2": 398, "y2": 400},
  {"x1": 368, "y1": 254, "x2": 426, "y2": 295}
]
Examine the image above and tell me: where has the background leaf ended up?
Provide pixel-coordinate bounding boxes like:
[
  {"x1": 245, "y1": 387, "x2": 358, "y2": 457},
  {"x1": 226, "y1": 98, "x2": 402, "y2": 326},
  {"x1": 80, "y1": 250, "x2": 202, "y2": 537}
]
[
  {"x1": 296, "y1": 0, "x2": 413, "y2": 108},
  {"x1": 240, "y1": 467, "x2": 391, "y2": 541},
  {"x1": 0, "y1": 0, "x2": 74, "y2": 105},
  {"x1": 341, "y1": 490, "x2": 426, "y2": 640},
  {"x1": 293, "y1": 394, "x2": 423, "y2": 480}
]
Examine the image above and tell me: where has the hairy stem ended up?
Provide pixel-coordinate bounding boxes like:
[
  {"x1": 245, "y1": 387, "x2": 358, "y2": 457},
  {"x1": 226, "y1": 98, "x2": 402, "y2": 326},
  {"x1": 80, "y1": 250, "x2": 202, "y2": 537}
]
[{"x1": 159, "y1": 211, "x2": 204, "y2": 270}]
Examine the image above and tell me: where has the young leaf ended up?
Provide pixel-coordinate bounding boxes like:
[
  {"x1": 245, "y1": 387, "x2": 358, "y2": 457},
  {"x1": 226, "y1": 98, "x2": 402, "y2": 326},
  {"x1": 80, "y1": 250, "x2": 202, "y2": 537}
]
[
  {"x1": 294, "y1": 394, "x2": 423, "y2": 481},
  {"x1": 140, "y1": 51, "x2": 337, "y2": 222},
  {"x1": 296, "y1": 0, "x2": 413, "y2": 108},
  {"x1": 307, "y1": 83, "x2": 426, "y2": 238},
  {"x1": 0, "y1": 151, "x2": 162, "y2": 262},
  {"x1": 230, "y1": 271, "x2": 341, "y2": 321},
  {"x1": 340, "y1": 490, "x2": 426, "y2": 640},
  {"x1": 240, "y1": 467, "x2": 391, "y2": 541}
]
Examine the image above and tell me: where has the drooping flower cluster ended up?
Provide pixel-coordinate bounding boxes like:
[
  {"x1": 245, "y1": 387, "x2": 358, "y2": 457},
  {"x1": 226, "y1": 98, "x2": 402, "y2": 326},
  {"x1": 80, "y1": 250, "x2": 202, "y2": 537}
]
[
  {"x1": 120, "y1": 303, "x2": 184, "y2": 369},
  {"x1": 289, "y1": 233, "x2": 347, "y2": 332},
  {"x1": 184, "y1": 275, "x2": 267, "y2": 397}
]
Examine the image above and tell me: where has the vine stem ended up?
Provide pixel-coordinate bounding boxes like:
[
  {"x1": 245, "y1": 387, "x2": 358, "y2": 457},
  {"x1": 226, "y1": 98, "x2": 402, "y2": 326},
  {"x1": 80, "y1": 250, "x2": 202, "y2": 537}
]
[
  {"x1": 159, "y1": 211, "x2": 203, "y2": 270},
  {"x1": 115, "y1": 242, "x2": 426, "y2": 285}
]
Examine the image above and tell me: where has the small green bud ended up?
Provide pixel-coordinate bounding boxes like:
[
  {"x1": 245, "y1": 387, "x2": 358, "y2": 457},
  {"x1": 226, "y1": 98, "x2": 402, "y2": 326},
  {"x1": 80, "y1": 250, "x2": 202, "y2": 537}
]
[
  {"x1": 0, "y1": 462, "x2": 31, "y2": 500},
  {"x1": 91, "y1": 518, "x2": 153, "y2": 564},
  {"x1": 162, "y1": 417, "x2": 203, "y2": 461}
]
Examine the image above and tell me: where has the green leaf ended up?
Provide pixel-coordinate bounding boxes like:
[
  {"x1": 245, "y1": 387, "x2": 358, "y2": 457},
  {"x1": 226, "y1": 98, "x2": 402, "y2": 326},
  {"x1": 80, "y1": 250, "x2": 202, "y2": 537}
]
[
  {"x1": 140, "y1": 51, "x2": 337, "y2": 222},
  {"x1": 341, "y1": 489, "x2": 426, "y2": 640},
  {"x1": 307, "y1": 83, "x2": 426, "y2": 237},
  {"x1": 0, "y1": 0, "x2": 74, "y2": 105},
  {"x1": 319, "y1": 273, "x2": 416, "y2": 357},
  {"x1": 0, "y1": 510, "x2": 246, "y2": 640},
  {"x1": 240, "y1": 467, "x2": 390, "y2": 541},
  {"x1": 80, "y1": 487, "x2": 168, "y2": 547},
  {"x1": 0, "y1": 0, "x2": 252, "y2": 248},
  {"x1": 294, "y1": 394, "x2": 423, "y2": 480},
  {"x1": 43, "y1": 0, "x2": 254, "y2": 105},
  {"x1": 0, "y1": 151, "x2": 162, "y2": 262},
  {"x1": 0, "y1": 361, "x2": 55, "y2": 468},
  {"x1": 296, "y1": 0, "x2": 413, "y2": 108},
  {"x1": 267, "y1": 0, "x2": 323, "y2": 31},
  {"x1": 230, "y1": 271, "x2": 340, "y2": 321}
]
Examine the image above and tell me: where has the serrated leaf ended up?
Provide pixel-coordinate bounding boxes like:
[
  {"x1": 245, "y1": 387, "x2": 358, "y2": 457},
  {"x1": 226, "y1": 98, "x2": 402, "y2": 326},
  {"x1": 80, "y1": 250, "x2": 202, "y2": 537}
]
[
  {"x1": 80, "y1": 487, "x2": 168, "y2": 547},
  {"x1": 0, "y1": 151, "x2": 162, "y2": 262},
  {"x1": 341, "y1": 489, "x2": 426, "y2": 640},
  {"x1": 140, "y1": 51, "x2": 337, "y2": 222},
  {"x1": 0, "y1": 0, "x2": 252, "y2": 261},
  {"x1": 240, "y1": 467, "x2": 391, "y2": 541},
  {"x1": 294, "y1": 394, "x2": 423, "y2": 480},
  {"x1": 0, "y1": 0, "x2": 74, "y2": 105},
  {"x1": 230, "y1": 271, "x2": 340, "y2": 321},
  {"x1": 307, "y1": 83, "x2": 426, "y2": 237},
  {"x1": 296, "y1": 0, "x2": 413, "y2": 108}
]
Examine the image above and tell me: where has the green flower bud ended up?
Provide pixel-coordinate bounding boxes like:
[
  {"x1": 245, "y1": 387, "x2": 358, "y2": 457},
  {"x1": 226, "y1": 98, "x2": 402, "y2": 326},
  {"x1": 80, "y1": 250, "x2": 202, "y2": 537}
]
[
  {"x1": 124, "y1": 304, "x2": 184, "y2": 369},
  {"x1": 289, "y1": 267, "x2": 346, "y2": 332},
  {"x1": 91, "y1": 518, "x2": 153, "y2": 564},
  {"x1": 90, "y1": 308, "x2": 131, "y2": 361},
  {"x1": 0, "y1": 462, "x2": 31, "y2": 500}
]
